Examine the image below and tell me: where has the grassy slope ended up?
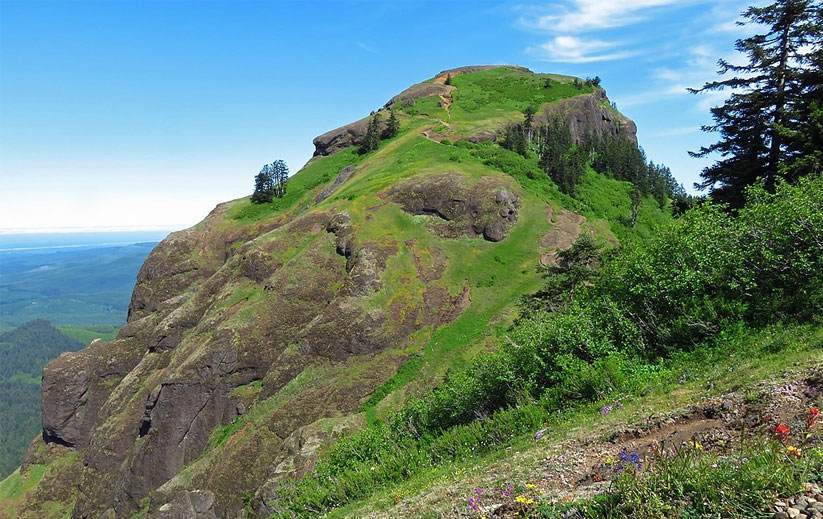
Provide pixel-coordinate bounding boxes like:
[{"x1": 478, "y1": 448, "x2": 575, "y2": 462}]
[
  {"x1": 185, "y1": 67, "x2": 673, "y2": 481},
  {"x1": 331, "y1": 324, "x2": 823, "y2": 517},
  {"x1": 57, "y1": 325, "x2": 118, "y2": 345},
  {"x1": 211, "y1": 67, "x2": 666, "y2": 420}
]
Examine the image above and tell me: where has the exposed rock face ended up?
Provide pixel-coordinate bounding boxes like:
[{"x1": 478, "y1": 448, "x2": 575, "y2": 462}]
[
  {"x1": 388, "y1": 173, "x2": 520, "y2": 242},
  {"x1": 34, "y1": 197, "x2": 472, "y2": 517},
  {"x1": 536, "y1": 89, "x2": 637, "y2": 145},
  {"x1": 312, "y1": 115, "x2": 386, "y2": 156},
  {"x1": 152, "y1": 491, "x2": 216, "y2": 519}
]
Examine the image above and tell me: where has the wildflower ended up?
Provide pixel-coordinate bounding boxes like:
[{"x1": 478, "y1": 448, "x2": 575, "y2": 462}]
[
  {"x1": 807, "y1": 407, "x2": 820, "y2": 428},
  {"x1": 786, "y1": 445, "x2": 802, "y2": 458},
  {"x1": 499, "y1": 483, "x2": 514, "y2": 498},
  {"x1": 774, "y1": 422, "x2": 791, "y2": 443},
  {"x1": 534, "y1": 428, "x2": 547, "y2": 440},
  {"x1": 525, "y1": 483, "x2": 537, "y2": 490},
  {"x1": 689, "y1": 440, "x2": 703, "y2": 451},
  {"x1": 618, "y1": 449, "x2": 642, "y2": 470},
  {"x1": 600, "y1": 404, "x2": 613, "y2": 416},
  {"x1": 515, "y1": 495, "x2": 535, "y2": 505},
  {"x1": 467, "y1": 496, "x2": 480, "y2": 512}
]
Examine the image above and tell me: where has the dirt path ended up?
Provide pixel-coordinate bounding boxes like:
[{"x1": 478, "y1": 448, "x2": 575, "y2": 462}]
[{"x1": 366, "y1": 365, "x2": 822, "y2": 518}]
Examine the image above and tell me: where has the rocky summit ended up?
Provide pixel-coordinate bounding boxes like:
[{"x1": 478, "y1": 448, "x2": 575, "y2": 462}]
[{"x1": 8, "y1": 66, "x2": 647, "y2": 518}]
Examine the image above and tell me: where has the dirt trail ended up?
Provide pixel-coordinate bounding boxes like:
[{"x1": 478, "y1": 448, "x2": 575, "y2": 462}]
[{"x1": 368, "y1": 366, "x2": 823, "y2": 518}]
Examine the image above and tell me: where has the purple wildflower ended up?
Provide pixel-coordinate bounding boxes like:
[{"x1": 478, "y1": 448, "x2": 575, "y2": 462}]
[
  {"x1": 600, "y1": 404, "x2": 613, "y2": 416},
  {"x1": 617, "y1": 449, "x2": 642, "y2": 470},
  {"x1": 534, "y1": 428, "x2": 547, "y2": 440},
  {"x1": 500, "y1": 483, "x2": 514, "y2": 498},
  {"x1": 467, "y1": 496, "x2": 480, "y2": 512}
]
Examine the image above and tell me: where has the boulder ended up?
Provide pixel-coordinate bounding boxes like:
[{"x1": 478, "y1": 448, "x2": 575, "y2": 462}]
[{"x1": 388, "y1": 173, "x2": 520, "y2": 242}]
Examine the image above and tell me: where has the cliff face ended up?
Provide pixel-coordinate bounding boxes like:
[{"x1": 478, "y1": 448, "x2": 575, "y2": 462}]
[{"x1": 12, "y1": 66, "x2": 643, "y2": 518}]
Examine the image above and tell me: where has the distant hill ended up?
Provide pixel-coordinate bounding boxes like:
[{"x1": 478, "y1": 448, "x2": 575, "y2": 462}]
[
  {"x1": 0, "y1": 241, "x2": 158, "y2": 326},
  {"x1": 0, "y1": 320, "x2": 81, "y2": 478}
]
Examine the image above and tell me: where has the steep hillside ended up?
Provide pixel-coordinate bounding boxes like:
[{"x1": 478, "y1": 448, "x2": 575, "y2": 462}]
[
  {"x1": 1, "y1": 66, "x2": 672, "y2": 518},
  {"x1": 0, "y1": 321, "x2": 81, "y2": 478}
]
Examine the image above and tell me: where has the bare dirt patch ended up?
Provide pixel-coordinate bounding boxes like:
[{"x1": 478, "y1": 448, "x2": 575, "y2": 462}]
[{"x1": 540, "y1": 206, "x2": 586, "y2": 266}]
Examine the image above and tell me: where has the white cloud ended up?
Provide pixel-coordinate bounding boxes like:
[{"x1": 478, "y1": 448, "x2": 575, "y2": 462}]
[
  {"x1": 528, "y1": 35, "x2": 636, "y2": 63},
  {"x1": 530, "y1": 0, "x2": 695, "y2": 33},
  {"x1": 356, "y1": 42, "x2": 379, "y2": 54},
  {"x1": 615, "y1": 44, "x2": 748, "y2": 110}
]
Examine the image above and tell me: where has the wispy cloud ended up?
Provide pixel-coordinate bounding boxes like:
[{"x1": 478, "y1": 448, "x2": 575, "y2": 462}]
[
  {"x1": 520, "y1": 0, "x2": 704, "y2": 64},
  {"x1": 528, "y1": 35, "x2": 637, "y2": 63},
  {"x1": 615, "y1": 44, "x2": 747, "y2": 110},
  {"x1": 528, "y1": 0, "x2": 696, "y2": 33},
  {"x1": 356, "y1": 41, "x2": 379, "y2": 54}
]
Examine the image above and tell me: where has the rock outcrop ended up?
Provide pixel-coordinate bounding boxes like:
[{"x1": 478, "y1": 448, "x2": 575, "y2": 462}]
[
  {"x1": 388, "y1": 173, "x2": 520, "y2": 242},
  {"x1": 34, "y1": 198, "x2": 473, "y2": 517},
  {"x1": 536, "y1": 89, "x2": 637, "y2": 145}
]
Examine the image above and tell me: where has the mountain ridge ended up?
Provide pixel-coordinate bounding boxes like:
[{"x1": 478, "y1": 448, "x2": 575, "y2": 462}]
[{"x1": 4, "y1": 65, "x2": 671, "y2": 518}]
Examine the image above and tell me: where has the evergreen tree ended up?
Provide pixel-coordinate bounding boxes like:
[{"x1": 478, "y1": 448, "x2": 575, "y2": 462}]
[
  {"x1": 523, "y1": 105, "x2": 535, "y2": 128},
  {"x1": 383, "y1": 109, "x2": 400, "y2": 139},
  {"x1": 251, "y1": 163, "x2": 275, "y2": 204},
  {"x1": 358, "y1": 112, "x2": 382, "y2": 154},
  {"x1": 690, "y1": 0, "x2": 823, "y2": 207},
  {"x1": 522, "y1": 234, "x2": 601, "y2": 314},
  {"x1": 523, "y1": 105, "x2": 536, "y2": 143},
  {"x1": 271, "y1": 159, "x2": 289, "y2": 198},
  {"x1": 502, "y1": 124, "x2": 528, "y2": 156}
]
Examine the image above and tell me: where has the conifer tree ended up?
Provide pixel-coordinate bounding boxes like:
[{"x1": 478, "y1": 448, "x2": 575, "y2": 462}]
[
  {"x1": 251, "y1": 164, "x2": 275, "y2": 204},
  {"x1": 690, "y1": 0, "x2": 823, "y2": 207},
  {"x1": 271, "y1": 159, "x2": 289, "y2": 198},
  {"x1": 383, "y1": 109, "x2": 400, "y2": 139},
  {"x1": 358, "y1": 112, "x2": 382, "y2": 154},
  {"x1": 523, "y1": 105, "x2": 536, "y2": 142}
]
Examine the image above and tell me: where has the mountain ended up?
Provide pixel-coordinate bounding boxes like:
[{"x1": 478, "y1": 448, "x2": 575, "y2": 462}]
[
  {"x1": 0, "y1": 66, "x2": 691, "y2": 517},
  {"x1": 0, "y1": 320, "x2": 82, "y2": 478}
]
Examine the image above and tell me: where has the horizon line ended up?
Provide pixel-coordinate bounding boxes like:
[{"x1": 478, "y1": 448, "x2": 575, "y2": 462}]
[{"x1": 0, "y1": 224, "x2": 188, "y2": 235}]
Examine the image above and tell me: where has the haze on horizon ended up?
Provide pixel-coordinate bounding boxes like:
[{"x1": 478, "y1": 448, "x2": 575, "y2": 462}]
[{"x1": 1, "y1": 0, "x2": 760, "y2": 233}]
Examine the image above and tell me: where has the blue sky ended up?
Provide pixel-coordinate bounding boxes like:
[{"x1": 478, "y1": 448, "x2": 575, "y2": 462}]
[{"x1": 0, "y1": 0, "x2": 759, "y2": 232}]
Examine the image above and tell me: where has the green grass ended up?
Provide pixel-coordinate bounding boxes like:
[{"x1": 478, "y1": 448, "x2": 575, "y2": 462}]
[
  {"x1": 228, "y1": 148, "x2": 362, "y2": 223},
  {"x1": 0, "y1": 465, "x2": 47, "y2": 517},
  {"x1": 362, "y1": 196, "x2": 550, "y2": 417},
  {"x1": 58, "y1": 324, "x2": 119, "y2": 345},
  {"x1": 558, "y1": 441, "x2": 822, "y2": 518},
  {"x1": 316, "y1": 324, "x2": 822, "y2": 518},
  {"x1": 448, "y1": 68, "x2": 592, "y2": 131}
]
